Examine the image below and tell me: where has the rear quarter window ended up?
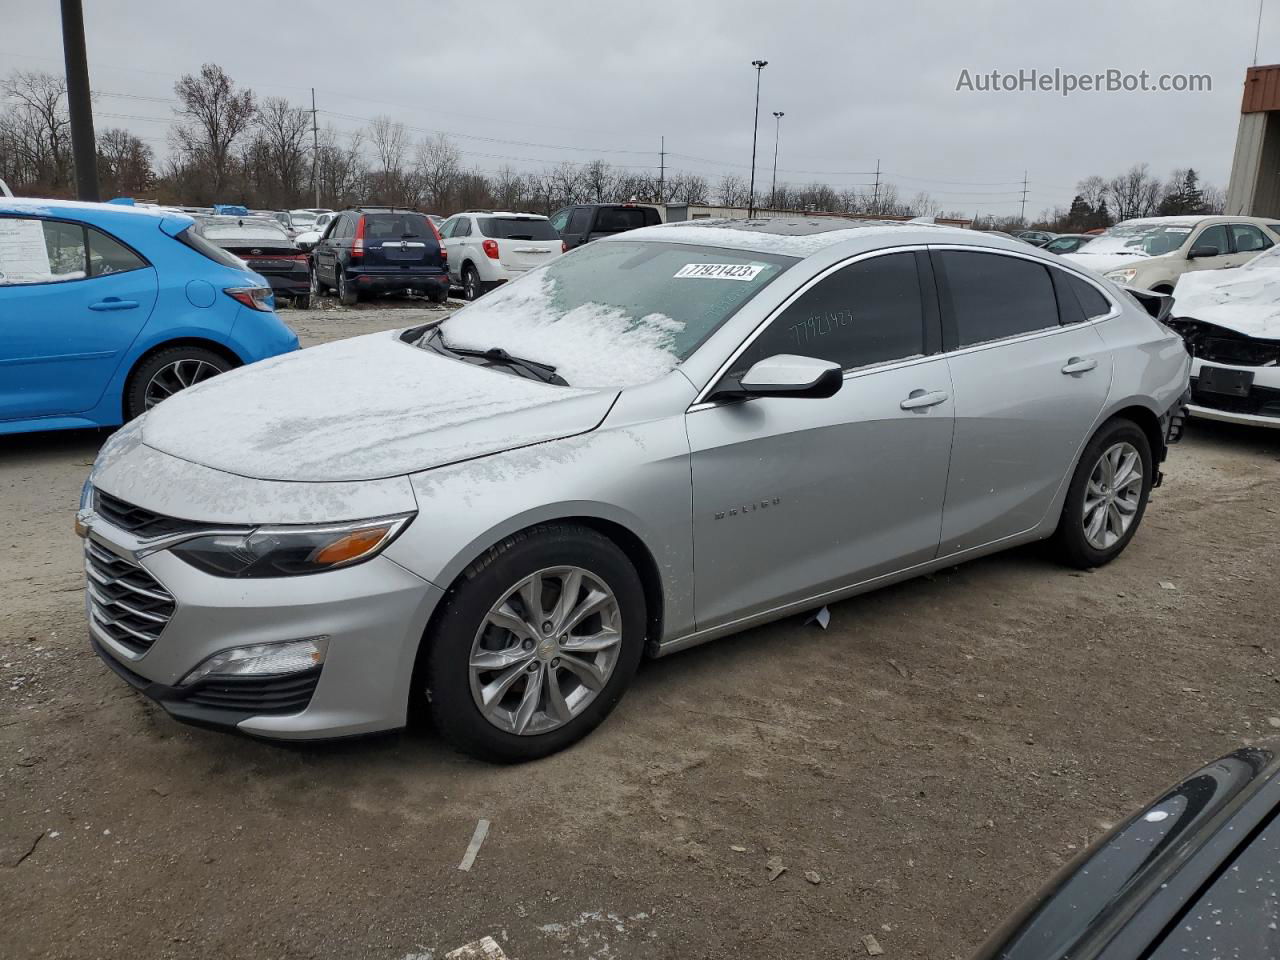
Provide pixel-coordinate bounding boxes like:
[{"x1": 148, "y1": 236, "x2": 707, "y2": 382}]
[{"x1": 177, "y1": 226, "x2": 248, "y2": 271}]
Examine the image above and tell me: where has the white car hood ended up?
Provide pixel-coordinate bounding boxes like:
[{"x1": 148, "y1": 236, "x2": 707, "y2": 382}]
[
  {"x1": 1061, "y1": 251, "x2": 1162, "y2": 275},
  {"x1": 140, "y1": 331, "x2": 616, "y2": 482},
  {"x1": 1172, "y1": 267, "x2": 1280, "y2": 339}
]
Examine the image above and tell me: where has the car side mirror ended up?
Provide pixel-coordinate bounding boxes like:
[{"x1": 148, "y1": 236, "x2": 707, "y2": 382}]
[
  {"x1": 1188, "y1": 244, "x2": 1220, "y2": 259},
  {"x1": 713, "y1": 354, "x2": 843, "y2": 401}
]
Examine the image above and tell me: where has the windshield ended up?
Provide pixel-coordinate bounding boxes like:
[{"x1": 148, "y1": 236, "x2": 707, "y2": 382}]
[
  {"x1": 289, "y1": 213, "x2": 316, "y2": 226},
  {"x1": 200, "y1": 219, "x2": 291, "y2": 244},
  {"x1": 432, "y1": 240, "x2": 794, "y2": 388},
  {"x1": 478, "y1": 217, "x2": 560, "y2": 241},
  {"x1": 1077, "y1": 222, "x2": 1194, "y2": 257}
]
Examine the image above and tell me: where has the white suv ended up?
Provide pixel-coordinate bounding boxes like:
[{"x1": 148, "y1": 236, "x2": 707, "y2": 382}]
[
  {"x1": 1063, "y1": 215, "x2": 1280, "y2": 292},
  {"x1": 440, "y1": 211, "x2": 564, "y2": 300}
]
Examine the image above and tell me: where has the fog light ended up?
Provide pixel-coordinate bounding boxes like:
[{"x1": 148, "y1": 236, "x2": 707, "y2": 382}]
[{"x1": 180, "y1": 637, "x2": 328, "y2": 686}]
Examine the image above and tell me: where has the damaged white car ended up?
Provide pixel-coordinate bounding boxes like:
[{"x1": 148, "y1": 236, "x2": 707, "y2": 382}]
[{"x1": 1169, "y1": 245, "x2": 1280, "y2": 429}]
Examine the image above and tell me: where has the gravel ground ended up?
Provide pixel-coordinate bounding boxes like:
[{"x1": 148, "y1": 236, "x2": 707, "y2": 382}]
[{"x1": 2, "y1": 302, "x2": 1279, "y2": 959}]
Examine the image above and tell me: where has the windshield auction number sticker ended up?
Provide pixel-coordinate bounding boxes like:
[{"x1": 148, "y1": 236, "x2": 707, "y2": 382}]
[{"x1": 674, "y1": 263, "x2": 765, "y2": 281}]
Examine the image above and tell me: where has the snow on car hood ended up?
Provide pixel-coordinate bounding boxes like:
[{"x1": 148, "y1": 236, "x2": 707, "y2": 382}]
[
  {"x1": 1061, "y1": 251, "x2": 1163, "y2": 275},
  {"x1": 1172, "y1": 266, "x2": 1280, "y2": 339},
  {"x1": 140, "y1": 331, "x2": 616, "y2": 482}
]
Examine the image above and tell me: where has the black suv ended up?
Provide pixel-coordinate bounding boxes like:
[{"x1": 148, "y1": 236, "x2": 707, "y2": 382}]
[
  {"x1": 310, "y1": 207, "x2": 449, "y2": 304},
  {"x1": 549, "y1": 203, "x2": 663, "y2": 250}
]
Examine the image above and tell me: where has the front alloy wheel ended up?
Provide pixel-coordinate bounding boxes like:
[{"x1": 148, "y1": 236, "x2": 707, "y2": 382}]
[
  {"x1": 421, "y1": 523, "x2": 646, "y2": 762},
  {"x1": 469, "y1": 566, "x2": 623, "y2": 736}
]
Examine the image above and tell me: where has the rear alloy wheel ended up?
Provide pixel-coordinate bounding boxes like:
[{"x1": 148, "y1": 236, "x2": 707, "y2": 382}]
[
  {"x1": 1052, "y1": 418, "x2": 1153, "y2": 568},
  {"x1": 309, "y1": 261, "x2": 325, "y2": 296},
  {"x1": 463, "y1": 264, "x2": 482, "y2": 301},
  {"x1": 423, "y1": 524, "x2": 646, "y2": 762},
  {"x1": 125, "y1": 346, "x2": 231, "y2": 420},
  {"x1": 337, "y1": 269, "x2": 358, "y2": 306}
]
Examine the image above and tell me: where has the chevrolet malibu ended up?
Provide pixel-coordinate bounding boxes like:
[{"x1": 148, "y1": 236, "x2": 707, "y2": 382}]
[{"x1": 79, "y1": 219, "x2": 1191, "y2": 762}]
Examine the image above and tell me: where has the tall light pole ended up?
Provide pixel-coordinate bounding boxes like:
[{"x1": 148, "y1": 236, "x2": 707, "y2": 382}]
[
  {"x1": 770, "y1": 111, "x2": 784, "y2": 210},
  {"x1": 60, "y1": 0, "x2": 99, "y2": 201},
  {"x1": 747, "y1": 59, "x2": 768, "y2": 218}
]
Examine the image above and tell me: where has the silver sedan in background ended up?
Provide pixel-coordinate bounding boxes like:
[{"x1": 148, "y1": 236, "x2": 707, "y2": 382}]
[{"x1": 79, "y1": 219, "x2": 1191, "y2": 761}]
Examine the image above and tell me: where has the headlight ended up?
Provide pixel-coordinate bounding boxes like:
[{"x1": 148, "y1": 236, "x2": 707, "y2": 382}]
[
  {"x1": 180, "y1": 637, "x2": 328, "y2": 685},
  {"x1": 75, "y1": 477, "x2": 94, "y2": 538},
  {"x1": 170, "y1": 514, "x2": 413, "y2": 578},
  {"x1": 1105, "y1": 268, "x2": 1139, "y2": 283}
]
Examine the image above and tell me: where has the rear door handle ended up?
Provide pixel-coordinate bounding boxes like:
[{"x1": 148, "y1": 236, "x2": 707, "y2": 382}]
[
  {"x1": 900, "y1": 389, "x2": 949, "y2": 410},
  {"x1": 1061, "y1": 357, "x2": 1098, "y2": 375},
  {"x1": 88, "y1": 298, "x2": 139, "y2": 312}
]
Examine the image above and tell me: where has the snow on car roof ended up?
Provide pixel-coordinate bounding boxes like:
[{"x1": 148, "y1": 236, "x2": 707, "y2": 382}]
[
  {"x1": 0, "y1": 196, "x2": 187, "y2": 221},
  {"x1": 1116, "y1": 216, "x2": 1211, "y2": 227},
  {"x1": 619, "y1": 217, "x2": 980, "y2": 257}
]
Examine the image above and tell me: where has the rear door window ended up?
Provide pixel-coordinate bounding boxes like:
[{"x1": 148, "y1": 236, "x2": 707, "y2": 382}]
[
  {"x1": 734, "y1": 252, "x2": 927, "y2": 375},
  {"x1": 1230, "y1": 223, "x2": 1273, "y2": 253},
  {"x1": 87, "y1": 227, "x2": 147, "y2": 277},
  {"x1": 566, "y1": 208, "x2": 592, "y2": 234},
  {"x1": 477, "y1": 217, "x2": 559, "y2": 240},
  {"x1": 937, "y1": 251, "x2": 1060, "y2": 347}
]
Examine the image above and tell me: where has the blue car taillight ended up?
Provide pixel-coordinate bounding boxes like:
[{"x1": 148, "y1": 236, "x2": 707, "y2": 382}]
[{"x1": 224, "y1": 286, "x2": 274, "y2": 312}]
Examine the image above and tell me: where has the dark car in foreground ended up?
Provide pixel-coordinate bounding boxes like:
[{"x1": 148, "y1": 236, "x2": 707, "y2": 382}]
[
  {"x1": 549, "y1": 202, "x2": 663, "y2": 249},
  {"x1": 195, "y1": 215, "x2": 312, "y2": 308},
  {"x1": 310, "y1": 206, "x2": 449, "y2": 305},
  {"x1": 976, "y1": 748, "x2": 1280, "y2": 960}
]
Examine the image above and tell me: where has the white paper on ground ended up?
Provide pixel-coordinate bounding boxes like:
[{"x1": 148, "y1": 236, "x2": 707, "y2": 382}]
[{"x1": 806, "y1": 606, "x2": 831, "y2": 629}]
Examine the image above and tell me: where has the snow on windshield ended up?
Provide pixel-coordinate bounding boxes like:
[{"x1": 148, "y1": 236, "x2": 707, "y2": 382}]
[
  {"x1": 437, "y1": 241, "x2": 792, "y2": 389},
  {"x1": 1076, "y1": 223, "x2": 1193, "y2": 257},
  {"x1": 441, "y1": 272, "x2": 684, "y2": 389}
]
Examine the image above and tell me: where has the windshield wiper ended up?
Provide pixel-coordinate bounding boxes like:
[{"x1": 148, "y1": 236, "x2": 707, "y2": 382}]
[{"x1": 423, "y1": 329, "x2": 568, "y2": 385}]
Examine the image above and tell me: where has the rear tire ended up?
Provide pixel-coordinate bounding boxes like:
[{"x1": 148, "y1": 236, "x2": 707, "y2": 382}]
[
  {"x1": 423, "y1": 523, "x2": 646, "y2": 763},
  {"x1": 337, "y1": 268, "x2": 358, "y2": 306},
  {"x1": 1051, "y1": 418, "x2": 1153, "y2": 569},
  {"x1": 294, "y1": 294, "x2": 312, "y2": 310},
  {"x1": 462, "y1": 264, "x2": 482, "y2": 301},
  {"x1": 428, "y1": 285, "x2": 448, "y2": 304},
  {"x1": 124, "y1": 346, "x2": 232, "y2": 421}
]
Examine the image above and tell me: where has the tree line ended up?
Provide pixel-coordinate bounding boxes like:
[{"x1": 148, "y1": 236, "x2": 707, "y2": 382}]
[{"x1": 0, "y1": 64, "x2": 1226, "y2": 229}]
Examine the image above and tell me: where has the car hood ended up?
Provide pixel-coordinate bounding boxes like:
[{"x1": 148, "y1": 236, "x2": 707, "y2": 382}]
[
  {"x1": 1171, "y1": 266, "x2": 1280, "y2": 338},
  {"x1": 1061, "y1": 251, "x2": 1165, "y2": 275},
  {"x1": 139, "y1": 331, "x2": 616, "y2": 482}
]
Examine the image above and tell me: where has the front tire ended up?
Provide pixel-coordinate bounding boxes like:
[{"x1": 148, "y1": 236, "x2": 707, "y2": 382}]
[
  {"x1": 1052, "y1": 418, "x2": 1153, "y2": 568},
  {"x1": 124, "y1": 346, "x2": 231, "y2": 420},
  {"x1": 424, "y1": 524, "x2": 646, "y2": 763}
]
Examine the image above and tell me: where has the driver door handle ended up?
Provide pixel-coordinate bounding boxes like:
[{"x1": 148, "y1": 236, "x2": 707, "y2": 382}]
[
  {"x1": 1061, "y1": 357, "x2": 1098, "y2": 375},
  {"x1": 900, "y1": 389, "x2": 949, "y2": 410}
]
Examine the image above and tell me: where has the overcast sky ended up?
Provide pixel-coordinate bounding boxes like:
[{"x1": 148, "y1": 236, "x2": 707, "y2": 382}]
[{"x1": 3, "y1": 0, "x2": 1275, "y2": 216}]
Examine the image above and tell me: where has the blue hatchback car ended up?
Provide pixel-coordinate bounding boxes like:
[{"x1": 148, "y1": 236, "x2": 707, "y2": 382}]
[{"x1": 0, "y1": 198, "x2": 299, "y2": 435}]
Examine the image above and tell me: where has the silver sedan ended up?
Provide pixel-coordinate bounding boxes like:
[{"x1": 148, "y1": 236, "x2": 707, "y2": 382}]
[{"x1": 79, "y1": 218, "x2": 1191, "y2": 761}]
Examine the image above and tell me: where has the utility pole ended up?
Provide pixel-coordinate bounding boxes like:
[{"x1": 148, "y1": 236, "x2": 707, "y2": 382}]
[
  {"x1": 1020, "y1": 170, "x2": 1029, "y2": 223},
  {"x1": 311, "y1": 88, "x2": 320, "y2": 208},
  {"x1": 60, "y1": 0, "x2": 99, "y2": 201},
  {"x1": 658, "y1": 135, "x2": 665, "y2": 204},
  {"x1": 872, "y1": 159, "x2": 881, "y2": 214},
  {"x1": 770, "y1": 111, "x2": 784, "y2": 209},
  {"x1": 747, "y1": 59, "x2": 768, "y2": 218}
]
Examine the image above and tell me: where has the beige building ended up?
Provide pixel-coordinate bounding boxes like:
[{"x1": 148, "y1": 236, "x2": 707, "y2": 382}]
[{"x1": 1225, "y1": 64, "x2": 1280, "y2": 216}]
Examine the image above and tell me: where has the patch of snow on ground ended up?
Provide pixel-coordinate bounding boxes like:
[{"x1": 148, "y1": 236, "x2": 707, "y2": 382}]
[{"x1": 442, "y1": 273, "x2": 683, "y2": 389}]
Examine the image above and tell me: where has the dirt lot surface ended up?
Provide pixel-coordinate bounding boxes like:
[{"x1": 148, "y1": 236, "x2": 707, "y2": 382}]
[{"x1": 3, "y1": 300, "x2": 1279, "y2": 959}]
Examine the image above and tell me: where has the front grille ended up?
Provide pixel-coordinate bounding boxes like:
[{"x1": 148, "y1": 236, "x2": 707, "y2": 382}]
[
  {"x1": 93, "y1": 489, "x2": 204, "y2": 540},
  {"x1": 85, "y1": 539, "x2": 175, "y2": 655},
  {"x1": 1196, "y1": 336, "x2": 1280, "y2": 367},
  {"x1": 184, "y1": 668, "x2": 321, "y2": 715}
]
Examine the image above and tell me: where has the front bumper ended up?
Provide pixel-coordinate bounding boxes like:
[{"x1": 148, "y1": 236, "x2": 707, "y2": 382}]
[
  {"x1": 1187, "y1": 357, "x2": 1280, "y2": 429},
  {"x1": 83, "y1": 515, "x2": 444, "y2": 740}
]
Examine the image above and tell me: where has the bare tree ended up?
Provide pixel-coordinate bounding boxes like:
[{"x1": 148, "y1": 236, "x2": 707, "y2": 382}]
[
  {"x1": 1105, "y1": 163, "x2": 1161, "y2": 221},
  {"x1": 717, "y1": 173, "x2": 748, "y2": 207},
  {"x1": 1076, "y1": 175, "x2": 1107, "y2": 212},
  {"x1": 414, "y1": 132, "x2": 460, "y2": 209},
  {"x1": 253, "y1": 96, "x2": 310, "y2": 207},
  {"x1": 490, "y1": 164, "x2": 524, "y2": 212},
  {"x1": 97, "y1": 128, "x2": 154, "y2": 197},
  {"x1": 1, "y1": 70, "x2": 72, "y2": 190},
  {"x1": 315, "y1": 125, "x2": 366, "y2": 208},
  {"x1": 172, "y1": 63, "x2": 256, "y2": 198},
  {"x1": 368, "y1": 115, "x2": 409, "y2": 203}
]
